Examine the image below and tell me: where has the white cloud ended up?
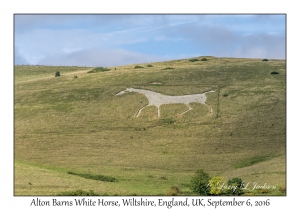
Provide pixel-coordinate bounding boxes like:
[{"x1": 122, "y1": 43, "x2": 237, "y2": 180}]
[
  {"x1": 267, "y1": 32, "x2": 282, "y2": 37},
  {"x1": 14, "y1": 47, "x2": 29, "y2": 65},
  {"x1": 234, "y1": 46, "x2": 268, "y2": 58},
  {"x1": 61, "y1": 47, "x2": 83, "y2": 54},
  {"x1": 14, "y1": 26, "x2": 152, "y2": 65},
  {"x1": 37, "y1": 48, "x2": 165, "y2": 67},
  {"x1": 14, "y1": 15, "x2": 286, "y2": 66}
]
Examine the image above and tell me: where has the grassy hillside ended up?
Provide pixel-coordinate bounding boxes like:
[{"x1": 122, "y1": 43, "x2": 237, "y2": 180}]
[{"x1": 14, "y1": 57, "x2": 286, "y2": 196}]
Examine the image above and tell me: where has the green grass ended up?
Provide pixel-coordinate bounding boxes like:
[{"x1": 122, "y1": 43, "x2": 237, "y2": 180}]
[
  {"x1": 14, "y1": 65, "x2": 92, "y2": 83},
  {"x1": 14, "y1": 56, "x2": 286, "y2": 196}
]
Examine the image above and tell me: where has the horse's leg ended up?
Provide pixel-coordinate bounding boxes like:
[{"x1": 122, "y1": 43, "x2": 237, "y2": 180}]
[
  {"x1": 157, "y1": 106, "x2": 160, "y2": 118},
  {"x1": 136, "y1": 104, "x2": 149, "y2": 117},
  {"x1": 203, "y1": 103, "x2": 213, "y2": 114},
  {"x1": 180, "y1": 104, "x2": 192, "y2": 115}
]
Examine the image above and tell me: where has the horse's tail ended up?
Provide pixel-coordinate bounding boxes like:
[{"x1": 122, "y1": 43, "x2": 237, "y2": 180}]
[{"x1": 204, "y1": 90, "x2": 215, "y2": 94}]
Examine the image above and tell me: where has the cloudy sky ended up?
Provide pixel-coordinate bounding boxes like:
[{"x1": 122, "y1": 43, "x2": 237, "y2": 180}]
[{"x1": 14, "y1": 14, "x2": 286, "y2": 67}]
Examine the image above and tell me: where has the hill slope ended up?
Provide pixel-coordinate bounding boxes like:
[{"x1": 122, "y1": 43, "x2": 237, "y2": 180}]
[{"x1": 14, "y1": 57, "x2": 286, "y2": 195}]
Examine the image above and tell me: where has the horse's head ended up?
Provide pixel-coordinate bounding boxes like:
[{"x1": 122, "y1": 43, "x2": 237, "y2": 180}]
[{"x1": 116, "y1": 88, "x2": 132, "y2": 95}]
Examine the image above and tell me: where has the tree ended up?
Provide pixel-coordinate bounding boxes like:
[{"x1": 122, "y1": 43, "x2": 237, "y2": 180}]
[
  {"x1": 190, "y1": 169, "x2": 210, "y2": 195},
  {"x1": 209, "y1": 176, "x2": 226, "y2": 195},
  {"x1": 227, "y1": 177, "x2": 244, "y2": 195}
]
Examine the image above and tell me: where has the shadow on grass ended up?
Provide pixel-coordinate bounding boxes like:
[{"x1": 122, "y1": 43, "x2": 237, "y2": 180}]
[
  {"x1": 234, "y1": 155, "x2": 277, "y2": 169},
  {"x1": 67, "y1": 171, "x2": 117, "y2": 182}
]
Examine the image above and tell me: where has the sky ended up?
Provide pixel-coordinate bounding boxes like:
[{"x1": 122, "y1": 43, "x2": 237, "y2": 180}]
[{"x1": 14, "y1": 14, "x2": 286, "y2": 67}]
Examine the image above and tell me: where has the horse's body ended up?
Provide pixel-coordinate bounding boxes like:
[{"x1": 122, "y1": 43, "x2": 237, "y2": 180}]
[{"x1": 116, "y1": 88, "x2": 214, "y2": 117}]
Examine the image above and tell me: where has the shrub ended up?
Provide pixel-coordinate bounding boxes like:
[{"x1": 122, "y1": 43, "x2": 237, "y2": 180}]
[
  {"x1": 223, "y1": 93, "x2": 228, "y2": 97},
  {"x1": 134, "y1": 65, "x2": 144, "y2": 69},
  {"x1": 162, "y1": 67, "x2": 174, "y2": 70},
  {"x1": 57, "y1": 190, "x2": 99, "y2": 196},
  {"x1": 55, "y1": 71, "x2": 60, "y2": 77},
  {"x1": 271, "y1": 71, "x2": 279, "y2": 74},
  {"x1": 147, "y1": 64, "x2": 153, "y2": 67},
  {"x1": 227, "y1": 177, "x2": 244, "y2": 195},
  {"x1": 74, "y1": 75, "x2": 78, "y2": 78},
  {"x1": 161, "y1": 118, "x2": 176, "y2": 124},
  {"x1": 87, "y1": 67, "x2": 110, "y2": 73},
  {"x1": 166, "y1": 186, "x2": 181, "y2": 196},
  {"x1": 262, "y1": 59, "x2": 268, "y2": 61},
  {"x1": 201, "y1": 58, "x2": 208, "y2": 61},
  {"x1": 209, "y1": 176, "x2": 226, "y2": 195},
  {"x1": 189, "y1": 58, "x2": 199, "y2": 62},
  {"x1": 279, "y1": 186, "x2": 286, "y2": 193},
  {"x1": 190, "y1": 169, "x2": 210, "y2": 195}
]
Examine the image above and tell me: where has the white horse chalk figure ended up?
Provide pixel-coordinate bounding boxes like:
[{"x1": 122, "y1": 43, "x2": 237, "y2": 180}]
[{"x1": 116, "y1": 87, "x2": 215, "y2": 118}]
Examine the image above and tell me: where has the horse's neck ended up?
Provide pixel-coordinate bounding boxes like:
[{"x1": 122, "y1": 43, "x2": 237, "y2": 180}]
[{"x1": 131, "y1": 88, "x2": 162, "y2": 97}]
